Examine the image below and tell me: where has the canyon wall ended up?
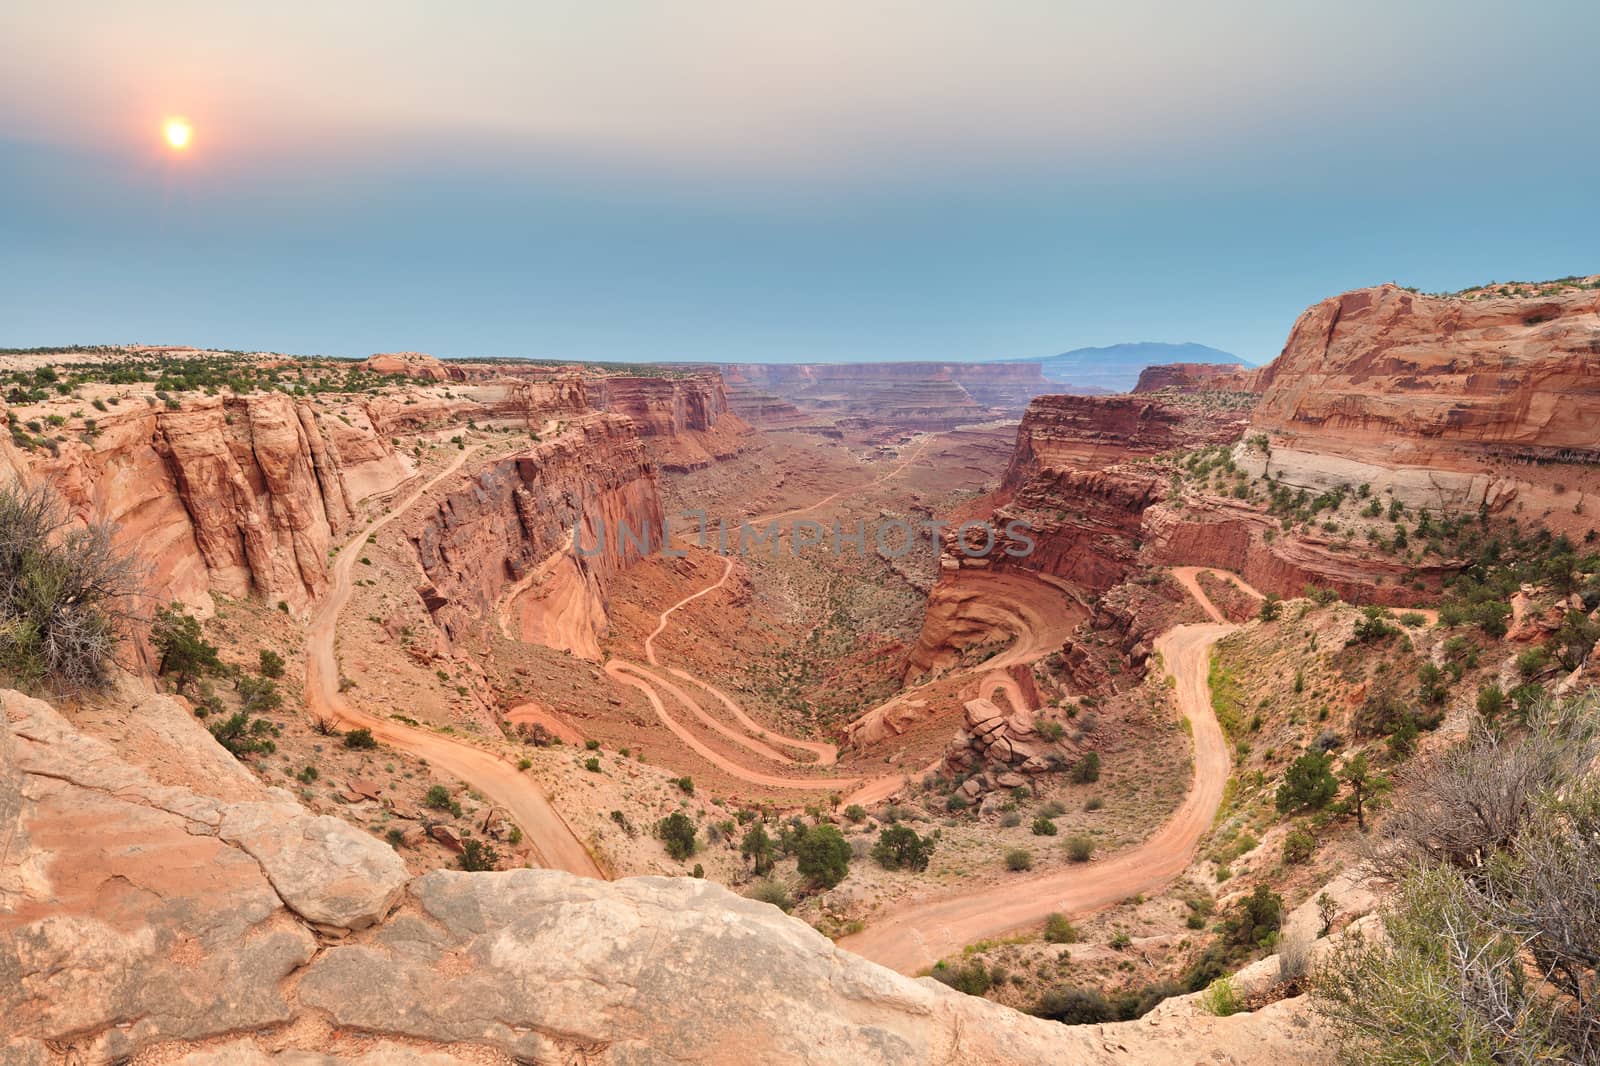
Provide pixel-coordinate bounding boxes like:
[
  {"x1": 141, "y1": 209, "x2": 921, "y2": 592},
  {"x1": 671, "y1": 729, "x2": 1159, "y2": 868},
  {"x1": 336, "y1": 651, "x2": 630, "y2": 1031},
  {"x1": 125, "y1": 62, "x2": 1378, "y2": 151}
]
[
  {"x1": 23, "y1": 394, "x2": 415, "y2": 614},
  {"x1": 591, "y1": 373, "x2": 753, "y2": 471},
  {"x1": 1238, "y1": 282, "x2": 1600, "y2": 523},
  {"x1": 1003, "y1": 394, "x2": 1249, "y2": 487},
  {"x1": 409, "y1": 414, "x2": 665, "y2": 658}
]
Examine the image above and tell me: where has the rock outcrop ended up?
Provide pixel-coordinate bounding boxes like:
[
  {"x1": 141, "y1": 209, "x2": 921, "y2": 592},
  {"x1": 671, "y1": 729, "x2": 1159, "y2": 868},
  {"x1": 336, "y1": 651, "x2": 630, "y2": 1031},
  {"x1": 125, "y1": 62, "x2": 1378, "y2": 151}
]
[
  {"x1": 1134, "y1": 361, "x2": 1262, "y2": 394},
  {"x1": 1003, "y1": 394, "x2": 1249, "y2": 488},
  {"x1": 362, "y1": 351, "x2": 463, "y2": 381},
  {"x1": 1, "y1": 684, "x2": 1329, "y2": 1066},
  {"x1": 1239, "y1": 282, "x2": 1600, "y2": 521}
]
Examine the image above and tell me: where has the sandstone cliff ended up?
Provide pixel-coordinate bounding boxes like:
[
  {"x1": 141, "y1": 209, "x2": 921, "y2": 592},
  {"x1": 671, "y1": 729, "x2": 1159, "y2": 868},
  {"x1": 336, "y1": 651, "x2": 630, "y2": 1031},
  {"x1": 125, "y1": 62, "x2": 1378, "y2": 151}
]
[
  {"x1": 592, "y1": 373, "x2": 752, "y2": 471},
  {"x1": 362, "y1": 351, "x2": 464, "y2": 381},
  {"x1": 411, "y1": 414, "x2": 666, "y2": 659},
  {"x1": 1134, "y1": 361, "x2": 1262, "y2": 394},
  {"x1": 0, "y1": 684, "x2": 1327, "y2": 1066},
  {"x1": 1240, "y1": 282, "x2": 1600, "y2": 523},
  {"x1": 29, "y1": 394, "x2": 415, "y2": 613},
  {"x1": 1003, "y1": 394, "x2": 1250, "y2": 488}
]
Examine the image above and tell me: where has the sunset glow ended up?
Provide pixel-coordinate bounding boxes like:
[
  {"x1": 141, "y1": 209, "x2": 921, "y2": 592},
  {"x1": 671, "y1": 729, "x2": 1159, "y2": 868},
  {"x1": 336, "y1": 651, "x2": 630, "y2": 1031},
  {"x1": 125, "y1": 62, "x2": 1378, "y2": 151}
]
[{"x1": 163, "y1": 118, "x2": 191, "y2": 150}]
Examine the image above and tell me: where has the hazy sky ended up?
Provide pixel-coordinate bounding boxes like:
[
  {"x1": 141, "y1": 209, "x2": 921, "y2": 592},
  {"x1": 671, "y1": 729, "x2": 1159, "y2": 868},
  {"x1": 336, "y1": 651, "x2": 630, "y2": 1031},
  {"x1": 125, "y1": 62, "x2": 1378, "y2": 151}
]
[{"x1": 2, "y1": 1, "x2": 1595, "y2": 363}]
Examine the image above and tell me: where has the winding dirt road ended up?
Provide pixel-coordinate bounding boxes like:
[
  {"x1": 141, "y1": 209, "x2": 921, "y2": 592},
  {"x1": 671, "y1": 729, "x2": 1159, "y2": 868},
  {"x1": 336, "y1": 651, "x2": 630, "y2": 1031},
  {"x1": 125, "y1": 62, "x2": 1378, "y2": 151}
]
[
  {"x1": 598, "y1": 439, "x2": 945, "y2": 798},
  {"x1": 303, "y1": 444, "x2": 605, "y2": 879},
  {"x1": 837, "y1": 568, "x2": 1263, "y2": 974}
]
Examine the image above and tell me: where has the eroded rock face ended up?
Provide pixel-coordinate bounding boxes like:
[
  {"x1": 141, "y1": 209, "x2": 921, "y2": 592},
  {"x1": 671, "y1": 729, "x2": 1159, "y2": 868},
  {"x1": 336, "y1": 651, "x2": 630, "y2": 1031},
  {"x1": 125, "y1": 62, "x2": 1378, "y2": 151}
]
[
  {"x1": 1133, "y1": 362, "x2": 1262, "y2": 394},
  {"x1": 410, "y1": 413, "x2": 666, "y2": 657},
  {"x1": 1, "y1": 685, "x2": 1330, "y2": 1065},
  {"x1": 1004, "y1": 394, "x2": 1250, "y2": 488},
  {"x1": 592, "y1": 373, "x2": 753, "y2": 471},
  {"x1": 29, "y1": 394, "x2": 415, "y2": 613},
  {"x1": 362, "y1": 351, "x2": 463, "y2": 381},
  {"x1": 1242, "y1": 283, "x2": 1600, "y2": 514}
]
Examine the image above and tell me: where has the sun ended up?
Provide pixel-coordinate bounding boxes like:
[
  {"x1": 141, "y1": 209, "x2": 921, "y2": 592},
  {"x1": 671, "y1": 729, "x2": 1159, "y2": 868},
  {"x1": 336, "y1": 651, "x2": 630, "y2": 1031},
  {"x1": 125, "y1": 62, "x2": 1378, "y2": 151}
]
[{"x1": 163, "y1": 118, "x2": 192, "y2": 151}]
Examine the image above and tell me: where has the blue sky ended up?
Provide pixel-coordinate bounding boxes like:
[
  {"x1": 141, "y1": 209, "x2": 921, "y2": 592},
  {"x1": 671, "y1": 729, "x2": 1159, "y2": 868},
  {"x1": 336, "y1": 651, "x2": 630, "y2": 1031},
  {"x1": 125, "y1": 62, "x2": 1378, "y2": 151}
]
[{"x1": 1, "y1": 1, "x2": 1595, "y2": 364}]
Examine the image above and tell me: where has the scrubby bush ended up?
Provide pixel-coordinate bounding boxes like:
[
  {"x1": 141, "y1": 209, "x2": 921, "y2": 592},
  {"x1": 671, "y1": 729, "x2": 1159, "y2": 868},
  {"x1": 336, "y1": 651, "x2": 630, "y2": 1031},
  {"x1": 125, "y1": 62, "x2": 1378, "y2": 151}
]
[
  {"x1": 747, "y1": 879, "x2": 794, "y2": 912},
  {"x1": 1065, "y1": 835, "x2": 1095, "y2": 862},
  {"x1": 1004, "y1": 847, "x2": 1034, "y2": 871},
  {"x1": 1276, "y1": 749, "x2": 1338, "y2": 812},
  {"x1": 0, "y1": 482, "x2": 140, "y2": 692},
  {"x1": 1032, "y1": 985, "x2": 1114, "y2": 1024},
  {"x1": 1283, "y1": 825, "x2": 1316, "y2": 864},
  {"x1": 796, "y1": 824, "x2": 851, "y2": 888},
  {"x1": 458, "y1": 838, "x2": 500, "y2": 872},
  {"x1": 930, "y1": 960, "x2": 991, "y2": 996},
  {"x1": 258, "y1": 648, "x2": 285, "y2": 678},
  {"x1": 871, "y1": 825, "x2": 936, "y2": 871},
  {"x1": 740, "y1": 822, "x2": 775, "y2": 875},
  {"x1": 151, "y1": 603, "x2": 223, "y2": 692},
  {"x1": 1031, "y1": 816, "x2": 1059, "y2": 836},
  {"x1": 343, "y1": 727, "x2": 377, "y2": 750},
  {"x1": 1043, "y1": 912, "x2": 1080, "y2": 944},
  {"x1": 1070, "y1": 752, "x2": 1101, "y2": 784},
  {"x1": 657, "y1": 812, "x2": 698, "y2": 860}
]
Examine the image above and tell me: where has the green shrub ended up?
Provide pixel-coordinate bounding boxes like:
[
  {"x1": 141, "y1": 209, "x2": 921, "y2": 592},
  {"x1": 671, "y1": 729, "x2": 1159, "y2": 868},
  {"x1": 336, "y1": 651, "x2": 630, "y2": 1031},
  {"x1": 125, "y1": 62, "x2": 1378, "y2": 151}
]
[
  {"x1": 1043, "y1": 912, "x2": 1080, "y2": 943},
  {"x1": 1276, "y1": 749, "x2": 1338, "y2": 812},
  {"x1": 1283, "y1": 825, "x2": 1316, "y2": 864},
  {"x1": 424, "y1": 784, "x2": 453, "y2": 810},
  {"x1": 1065, "y1": 835, "x2": 1094, "y2": 862},
  {"x1": 747, "y1": 879, "x2": 794, "y2": 911},
  {"x1": 458, "y1": 838, "x2": 500, "y2": 872},
  {"x1": 151, "y1": 603, "x2": 223, "y2": 692},
  {"x1": 584, "y1": 756, "x2": 601, "y2": 772},
  {"x1": 796, "y1": 824, "x2": 851, "y2": 888},
  {"x1": 1070, "y1": 752, "x2": 1101, "y2": 784},
  {"x1": 657, "y1": 812, "x2": 698, "y2": 860},
  {"x1": 1032, "y1": 985, "x2": 1114, "y2": 1023},
  {"x1": 1031, "y1": 816, "x2": 1059, "y2": 836},
  {"x1": 343, "y1": 727, "x2": 377, "y2": 750},
  {"x1": 258, "y1": 648, "x2": 285, "y2": 678},
  {"x1": 930, "y1": 960, "x2": 991, "y2": 996},
  {"x1": 872, "y1": 825, "x2": 936, "y2": 871},
  {"x1": 1004, "y1": 847, "x2": 1034, "y2": 871},
  {"x1": 1202, "y1": 975, "x2": 1240, "y2": 1017}
]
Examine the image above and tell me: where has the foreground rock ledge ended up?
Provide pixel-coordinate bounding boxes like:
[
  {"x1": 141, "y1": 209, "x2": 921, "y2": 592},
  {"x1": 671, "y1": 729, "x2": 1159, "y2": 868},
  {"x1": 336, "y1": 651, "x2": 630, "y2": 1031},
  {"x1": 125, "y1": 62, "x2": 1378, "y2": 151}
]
[{"x1": 1, "y1": 687, "x2": 1329, "y2": 1064}]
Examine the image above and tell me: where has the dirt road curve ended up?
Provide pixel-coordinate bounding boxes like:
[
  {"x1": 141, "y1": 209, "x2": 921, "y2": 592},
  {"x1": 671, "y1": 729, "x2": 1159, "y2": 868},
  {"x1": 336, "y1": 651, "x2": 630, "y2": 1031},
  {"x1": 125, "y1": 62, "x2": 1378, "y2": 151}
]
[
  {"x1": 837, "y1": 568, "x2": 1258, "y2": 974},
  {"x1": 601, "y1": 441, "x2": 942, "y2": 799},
  {"x1": 303, "y1": 445, "x2": 605, "y2": 879}
]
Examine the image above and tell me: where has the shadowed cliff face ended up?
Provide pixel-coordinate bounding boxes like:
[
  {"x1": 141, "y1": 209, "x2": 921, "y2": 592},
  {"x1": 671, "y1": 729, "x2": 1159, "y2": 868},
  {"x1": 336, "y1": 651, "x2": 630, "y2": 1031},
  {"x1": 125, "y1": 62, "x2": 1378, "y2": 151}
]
[
  {"x1": 1241, "y1": 283, "x2": 1600, "y2": 517},
  {"x1": 409, "y1": 413, "x2": 666, "y2": 658}
]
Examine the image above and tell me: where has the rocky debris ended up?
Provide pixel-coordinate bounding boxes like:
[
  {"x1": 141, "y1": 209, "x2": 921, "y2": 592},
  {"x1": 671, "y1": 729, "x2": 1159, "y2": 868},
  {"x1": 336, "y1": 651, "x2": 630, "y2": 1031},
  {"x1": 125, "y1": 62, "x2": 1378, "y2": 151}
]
[
  {"x1": 429, "y1": 824, "x2": 465, "y2": 852},
  {"x1": 3, "y1": 684, "x2": 1331, "y2": 1065},
  {"x1": 944, "y1": 697, "x2": 1075, "y2": 782}
]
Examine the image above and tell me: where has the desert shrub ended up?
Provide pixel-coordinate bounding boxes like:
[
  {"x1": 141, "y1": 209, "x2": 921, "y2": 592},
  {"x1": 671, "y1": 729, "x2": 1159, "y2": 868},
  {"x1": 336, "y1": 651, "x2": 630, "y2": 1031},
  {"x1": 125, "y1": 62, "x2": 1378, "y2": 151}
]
[
  {"x1": 1043, "y1": 912, "x2": 1080, "y2": 944},
  {"x1": 1039, "y1": 799, "x2": 1067, "y2": 818},
  {"x1": 1226, "y1": 884, "x2": 1283, "y2": 947},
  {"x1": 0, "y1": 481, "x2": 140, "y2": 692},
  {"x1": 1259, "y1": 594, "x2": 1282, "y2": 621},
  {"x1": 1283, "y1": 825, "x2": 1317, "y2": 864},
  {"x1": 1032, "y1": 985, "x2": 1114, "y2": 1024},
  {"x1": 424, "y1": 784, "x2": 454, "y2": 810},
  {"x1": 1476, "y1": 683, "x2": 1506, "y2": 721},
  {"x1": 458, "y1": 838, "x2": 500, "y2": 872},
  {"x1": 843, "y1": 803, "x2": 867, "y2": 823},
  {"x1": 1065, "y1": 834, "x2": 1094, "y2": 862},
  {"x1": 1004, "y1": 847, "x2": 1034, "y2": 871},
  {"x1": 150, "y1": 603, "x2": 223, "y2": 691},
  {"x1": 930, "y1": 960, "x2": 991, "y2": 996},
  {"x1": 676, "y1": 776, "x2": 694, "y2": 795},
  {"x1": 1202, "y1": 975, "x2": 1241, "y2": 1017},
  {"x1": 209, "y1": 710, "x2": 278, "y2": 758},
  {"x1": 999, "y1": 810, "x2": 1022, "y2": 827},
  {"x1": 1031, "y1": 816, "x2": 1059, "y2": 836},
  {"x1": 796, "y1": 824, "x2": 851, "y2": 888},
  {"x1": 871, "y1": 825, "x2": 936, "y2": 871},
  {"x1": 258, "y1": 648, "x2": 285, "y2": 678},
  {"x1": 1070, "y1": 752, "x2": 1101, "y2": 784},
  {"x1": 1084, "y1": 795, "x2": 1104, "y2": 811},
  {"x1": 343, "y1": 727, "x2": 377, "y2": 750},
  {"x1": 747, "y1": 879, "x2": 794, "y2": 912},
  {"x1": 741, "y1": 822, "x2": 776, "y2": 875},
  {"x1": 583, "y1": 756, "x2": 601, "y2": 772},
  {"x1": 1276, "y1": 749, "x2": 1338, "y2": 812},
  {"x1": 657, "y1": 812, "x2": 698, "y2": 861}
]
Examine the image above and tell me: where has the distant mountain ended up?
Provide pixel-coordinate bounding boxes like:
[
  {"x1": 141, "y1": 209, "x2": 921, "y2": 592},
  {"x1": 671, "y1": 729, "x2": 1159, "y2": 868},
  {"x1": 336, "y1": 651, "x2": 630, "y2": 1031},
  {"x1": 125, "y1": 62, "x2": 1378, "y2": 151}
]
[{"x1": 1009, "y1": 342, "x2": 1247, "y2": 393}]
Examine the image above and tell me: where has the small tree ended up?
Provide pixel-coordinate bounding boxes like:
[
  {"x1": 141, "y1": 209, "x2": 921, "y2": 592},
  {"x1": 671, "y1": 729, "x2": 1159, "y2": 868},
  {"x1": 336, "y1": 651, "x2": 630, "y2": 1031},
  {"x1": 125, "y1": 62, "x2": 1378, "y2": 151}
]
[
  {"x1": 151, "y1": 603, "x2": 222, "y2": 692},
  {"x1": 871, "y1": 825, "x2": 935, "y2": 871},
  {"x1": 795, "y1": 824, "x2": 850, "y2": 888},
  {"x1": 1276, "y1": 749, "x2": 1339, "y2": 813},
  {"x1": 1340, "y1": 752, "x2": 1373, "y2": 830},
  {"x1": 740, "y1": 822, "x2": 775, "y2": 875},
  {"x1": 658, "y1": 812, "x2": 698, "y2": 861},
  {"x1": 258, "y1": 648, "x2": 285, "y2": 678}
]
